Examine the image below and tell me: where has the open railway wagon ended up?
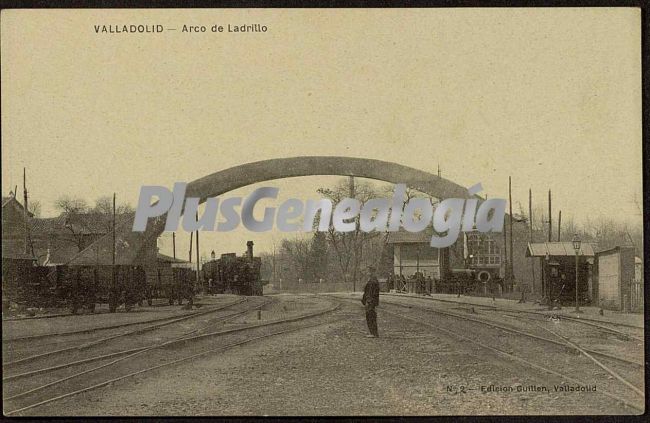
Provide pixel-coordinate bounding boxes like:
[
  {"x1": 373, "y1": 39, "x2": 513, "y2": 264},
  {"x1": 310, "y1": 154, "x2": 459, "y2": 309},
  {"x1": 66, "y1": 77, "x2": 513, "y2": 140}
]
[
  {"x1": 202, "y1": 241, "x2": 263, "y2": 296},
  {"x1": 51, "y1": 264, "x2": 148, "y2": 313},
  {"x1": 2, "y1": 258, "x2": 53, "y2": 310},
  {"x1": 149, "y1": 264, "x2": 195, "y2": 306}
]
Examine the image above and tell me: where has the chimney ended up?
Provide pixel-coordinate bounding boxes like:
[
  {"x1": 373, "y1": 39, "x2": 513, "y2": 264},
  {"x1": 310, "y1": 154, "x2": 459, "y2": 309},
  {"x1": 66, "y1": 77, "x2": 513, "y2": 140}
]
[{"x1": 246, "y1": 241, "x2": 254, "y2": 260}]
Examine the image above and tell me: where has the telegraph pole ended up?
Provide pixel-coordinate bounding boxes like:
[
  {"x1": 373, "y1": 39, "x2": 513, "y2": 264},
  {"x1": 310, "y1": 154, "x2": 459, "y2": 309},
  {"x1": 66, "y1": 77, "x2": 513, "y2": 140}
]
[
  {"x1": 110, "y1": 193, "x2": 116, "y2": 312},
  {"x1": 189, "y1": 231, "x2": 193, "y2": 262},
  {"x1": 502, "y1": 193, "x2": 508, "y2": 288},
  {"x1": 112, "y1": 193, "x2": 116, "y2": 264},
  {"x1": 23, "y1": 168, "x2": 29, "y2": 255},
  {"x1": 557, "y1": 211, "x2": 562, "y2": 242},
  {"x1": 195, "y1": 211, "x2": 200, "y2": 291},
  {"x1": 529, "y1": 189, "x2": 536, "y2": 294},
  {"x1": 172, "y1": 232, "x2": 176, "y2": 260},
  {"x1": 187, "y1": 231, "x2": 193, "y2": 303},
  {"x1": 508, "y1": 176, "x2": 514, "y2": 283},
  {"x1": 349, "y1": 176, "x2": 356, "y2": 292},
  {"x1": 502, "y1": 216, "x2": 508, "y2": 283},
  {"x1": 23, "y1": 168, "x2": 28, "y2": 214},
  {"x1": 272, "y1": 244, "x2": 277, "y2": 287},
  {"x1": 548, "y1": 190, "x2": 552, "y2": 242},
  {"x1": 546, "y1": 190, "x2": 552, "y2": 303}
]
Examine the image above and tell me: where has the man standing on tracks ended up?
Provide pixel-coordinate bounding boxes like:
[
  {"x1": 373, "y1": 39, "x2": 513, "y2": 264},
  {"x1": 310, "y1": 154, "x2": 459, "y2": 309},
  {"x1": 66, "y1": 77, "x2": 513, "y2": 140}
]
[{"x1": 361, "y1": 266, "x2": 380, "y2": 338}]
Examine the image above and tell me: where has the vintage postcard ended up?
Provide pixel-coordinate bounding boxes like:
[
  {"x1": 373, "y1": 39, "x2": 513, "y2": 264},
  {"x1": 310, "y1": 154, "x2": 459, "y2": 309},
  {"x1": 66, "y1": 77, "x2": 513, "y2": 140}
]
[{"x1": 1, "y1": 7, "x2": 644, "y2": 416}]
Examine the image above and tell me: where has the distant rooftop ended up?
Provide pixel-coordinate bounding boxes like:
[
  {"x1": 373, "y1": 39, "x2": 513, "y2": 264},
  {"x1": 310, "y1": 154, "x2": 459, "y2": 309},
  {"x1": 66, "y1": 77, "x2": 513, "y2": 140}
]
[
  {"x1": 385, "y1": 227, "x2": 434, "y2": 244},
  {"x1": 157, "y1": 252, "x2": 190, "y2": 264}
]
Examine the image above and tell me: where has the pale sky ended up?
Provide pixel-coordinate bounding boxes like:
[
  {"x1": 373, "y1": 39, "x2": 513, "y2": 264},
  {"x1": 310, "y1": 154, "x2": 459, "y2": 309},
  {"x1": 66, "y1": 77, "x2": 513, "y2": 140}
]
[{"x1": 1, "y1": 8, "x2": 642, "y2": 259}]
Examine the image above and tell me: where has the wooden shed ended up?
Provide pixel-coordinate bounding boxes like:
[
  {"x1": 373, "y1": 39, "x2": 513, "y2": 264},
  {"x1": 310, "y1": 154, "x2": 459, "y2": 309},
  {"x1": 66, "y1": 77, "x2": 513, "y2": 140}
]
[
  {"x1": 526, "y1": 242, "x2": 595, "y2": 305},
  {"x1": 594, "y1": 246, "x2": 637, "y2": 312}
]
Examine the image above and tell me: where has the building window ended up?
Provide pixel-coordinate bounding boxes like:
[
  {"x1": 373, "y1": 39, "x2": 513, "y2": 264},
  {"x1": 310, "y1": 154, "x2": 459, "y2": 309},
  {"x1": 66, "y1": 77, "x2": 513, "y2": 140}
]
[{"x1": 467, "y1": 233, "x2": 501, "y2": 266}]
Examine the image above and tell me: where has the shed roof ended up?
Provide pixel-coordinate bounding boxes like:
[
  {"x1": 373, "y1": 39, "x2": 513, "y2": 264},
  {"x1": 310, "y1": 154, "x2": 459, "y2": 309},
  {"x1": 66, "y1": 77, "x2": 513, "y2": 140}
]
[
  {"x1": 526, "y1": 242, "x2": 595, "y2": 257},
  {"x1": 157, "y1": 252, "x2": 189, "y2": 264},
  {"x1": 38, "y1": 243, "x2": 89, "y2": 266}
]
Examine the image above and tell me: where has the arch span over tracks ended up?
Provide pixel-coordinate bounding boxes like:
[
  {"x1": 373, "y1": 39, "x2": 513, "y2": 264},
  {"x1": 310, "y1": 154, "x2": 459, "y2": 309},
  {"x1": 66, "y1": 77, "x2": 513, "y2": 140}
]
[
  {"x1": 70, "y1": 156, "x2": 479, "y2": 265},
  {"x1": 143, "y1": 156, "x2": 476, "y2": 246}
]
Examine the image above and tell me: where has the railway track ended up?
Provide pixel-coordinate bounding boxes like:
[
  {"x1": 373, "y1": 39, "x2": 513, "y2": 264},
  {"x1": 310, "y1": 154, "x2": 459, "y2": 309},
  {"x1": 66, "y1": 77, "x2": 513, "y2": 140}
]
[
  {"x1": 376, "y1": 297, "x2": 644, "y2": 368},
  {"x1": 3, "y1": 300, "x2": 263, "y2": 383},
  {"x1": 3, "y1": 296, "x2": 342, "y2": 416},
  {"x1": 3, "y1": 297, "x2": 247, "y2": 343},
  {"x1": 382, "y1": 293, "x2": 644, "y2": 335},
  {"x1": 325, "y1": 294, "x2": 644, "y2": 413},
  {"x1": 2, "y1": 298, "x2": 185, "y2": 322},
  {"x1": 378, "y1": 294, "x2": 644, "y2": 366},
  {"x1": 3, "y1": 297, "x2": 254, "y2": 367},
  {"x1": 497, "y1": 311, "x2": 644, "y2": 343}
]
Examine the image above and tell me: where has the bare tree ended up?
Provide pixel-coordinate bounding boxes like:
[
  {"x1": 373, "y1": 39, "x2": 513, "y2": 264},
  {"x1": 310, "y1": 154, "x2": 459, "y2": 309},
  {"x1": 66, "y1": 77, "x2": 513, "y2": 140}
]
[
  {"x1": 277, "y1": 236, "x2": 312, "y2": 283},
  {"x1": 55, "y1": 195, "x2": 89, "y2": 215},
  {"x1": 93, "y1": 196, "x2": 134, "y2": 232},
  {"x1": 53, "y1": 195, "x2": 134, "y2": 252},
  {"x1": 317, "y1": 179, "x2": 385, "y2": 288},
  {"x1": 28, "y1": 200, "x2": 42, "y2": 218},
  {"x1": 54, "y1": 196, "x2": 91, "y2": 251},
  {"x1": 93, "y1": 196, "x2": 133, "y2": 216}
]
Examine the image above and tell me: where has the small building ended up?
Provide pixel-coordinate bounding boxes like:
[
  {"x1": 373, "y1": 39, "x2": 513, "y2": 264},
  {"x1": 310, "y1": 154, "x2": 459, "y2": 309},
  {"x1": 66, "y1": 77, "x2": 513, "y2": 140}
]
[
  {"x1": 632, "y1": 256, "x2": 643, "y2": 312},
  {"x1": 594, "y1": 246, "x2": 638, "y2": 312},
  {"x1": 2, "y1": 194, "x2": 34, "y2": 259},
  {"x1": 526, "y1": 242, "x2": 595, "y2": 305},
  {"x1": 385, "y1": 211, "x2": 543, "y2": 296},
  {"x1": 2, "y1": 194, "x2": 39, "y2": 305},
  {"x1": 386, "y1": 229, "x2": 442, "y2": 280},
  {"x1": 386, "y1": 227, "x2": 511, "y2": 294}
]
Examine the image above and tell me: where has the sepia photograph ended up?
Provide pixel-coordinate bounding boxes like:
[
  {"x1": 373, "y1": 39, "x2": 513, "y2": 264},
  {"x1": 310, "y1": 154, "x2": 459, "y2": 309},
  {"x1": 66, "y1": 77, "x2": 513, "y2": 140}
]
[{"x1": 1, "y1": 7, "x2": 645, "y2": 416}]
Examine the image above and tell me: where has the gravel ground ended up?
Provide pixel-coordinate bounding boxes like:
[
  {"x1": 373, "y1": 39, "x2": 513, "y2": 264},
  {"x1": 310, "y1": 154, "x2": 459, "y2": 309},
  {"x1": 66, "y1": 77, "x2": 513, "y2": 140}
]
[
  {"x1": 4, "y1": 295, "x2": 337, "y2": 415},
  {"x1": 22, "y1": 294, "x2": 641, "y2": 416}
]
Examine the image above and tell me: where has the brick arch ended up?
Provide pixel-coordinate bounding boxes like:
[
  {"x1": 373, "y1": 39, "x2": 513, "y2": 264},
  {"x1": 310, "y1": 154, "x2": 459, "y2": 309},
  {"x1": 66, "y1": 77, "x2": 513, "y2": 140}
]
[
  {"x1": 69, "y1": 156, "x2": 478, "y2": 267},
  {"x1": 185, "y1": 156, "x2": 470, "y2": 202},
  {"x1": 130, "y1": 156, "x2": 477, "y2": 261},
  {"x1": 140, "y1": 156, "x2": 476, "y2": 247}
]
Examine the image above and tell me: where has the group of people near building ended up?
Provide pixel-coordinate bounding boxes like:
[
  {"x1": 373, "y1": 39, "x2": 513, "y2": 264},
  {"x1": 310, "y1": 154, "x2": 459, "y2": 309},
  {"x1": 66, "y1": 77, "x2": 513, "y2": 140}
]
[{"x1": 386, "y1": 272, "x2": 434, "y2": 295}]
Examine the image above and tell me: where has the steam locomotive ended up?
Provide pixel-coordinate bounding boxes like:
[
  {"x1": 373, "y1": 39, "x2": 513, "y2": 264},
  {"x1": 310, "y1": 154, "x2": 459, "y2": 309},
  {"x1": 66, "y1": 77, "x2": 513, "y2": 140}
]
[{"x1": 202, "y1": 241, "x2": 263, "y2": 296}]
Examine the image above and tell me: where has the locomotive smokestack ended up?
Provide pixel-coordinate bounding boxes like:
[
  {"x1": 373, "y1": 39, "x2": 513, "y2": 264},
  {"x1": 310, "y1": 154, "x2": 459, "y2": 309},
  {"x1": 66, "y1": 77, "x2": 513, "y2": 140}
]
[{"x1": 246, "y1": 241, "x2": 254, "y2": 260}]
